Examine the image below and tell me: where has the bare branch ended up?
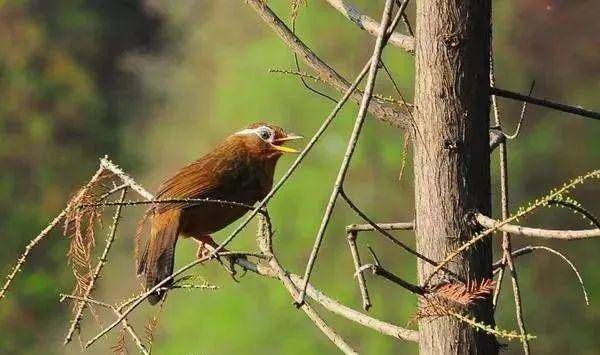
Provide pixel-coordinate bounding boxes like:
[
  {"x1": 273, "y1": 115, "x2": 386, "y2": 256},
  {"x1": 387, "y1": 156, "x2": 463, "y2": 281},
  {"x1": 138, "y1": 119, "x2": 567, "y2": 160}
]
[
  {"x1": 288, "y1": 274, "x2": 418, "y2": 342},
  {"x1": 475, "y1": 213, "x2": 600, "y2": 240},
  {"x1": 1, "y1": 166, "x2": 106, "y2": 301},
  {"x1": 60, "y1": 294, "x2": 149, "y2": 355},
  {"x1": 490, "y1": 86, "x2": 600, "y2": 121},
  {"x1": 347, "y1": 231, "x2": 372, "y2": 311},
  {"x1": 490, "y1": 53, "x2": 530, "y2": 353},
  {"x1": 505, "y1": 81, "x2": 535, "y2": 140},
  {"x1": 64, "y1": 188, "x2": 128, "y2": 344},
  {"x1": 493, "y1": 246, "x2": 589, "y2": 306},
  {"x1": 298, "y1": 0, "x2": 398, "y2": 304},
  {"x1": 346, "y1": 222, "x2": 414, "y2": 233},
  {"x1": 257, "y1": 213, "x2": 358, "y2": 354},
  {"x1": 244, "y1": 0, "x2": 411, "y2": 128},
  {"x1": 424, "y1": 169, "x2": 599, "y2": 286},
  {"x1": 363, "y1": 245, "x2": 424, "y2": 295},
  {"x1": 323, "y1": 0, "x2": 415, "y2": 52}
]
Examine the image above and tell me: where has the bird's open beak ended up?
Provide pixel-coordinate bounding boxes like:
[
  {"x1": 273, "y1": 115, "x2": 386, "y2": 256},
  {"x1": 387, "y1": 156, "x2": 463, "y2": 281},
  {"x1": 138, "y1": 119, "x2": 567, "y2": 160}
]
[{"x1": 272, "y1": 133, "x2": 303, "y2": 153}]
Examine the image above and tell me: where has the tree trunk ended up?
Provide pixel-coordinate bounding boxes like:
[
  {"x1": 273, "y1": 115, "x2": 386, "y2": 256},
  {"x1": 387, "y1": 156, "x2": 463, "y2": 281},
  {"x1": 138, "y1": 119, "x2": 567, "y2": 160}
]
[{"x1": 412, "y1": 0, "x2": 496, "y2": 353}]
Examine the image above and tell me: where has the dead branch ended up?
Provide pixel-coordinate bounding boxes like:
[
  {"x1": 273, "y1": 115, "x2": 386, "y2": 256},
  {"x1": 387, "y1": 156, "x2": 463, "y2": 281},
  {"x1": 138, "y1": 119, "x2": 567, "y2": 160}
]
[
  {"x1": 424, "y1": 169, "x2": 600, "y2": 286},
  {"x1": 347, "y1": 231, "x2": 372, "y2": 311},
  {"x1": 244, "y1": 0, "x2": 412, "y2": 128},
  {"x1": 490, "y1": 53, "x2": 530, "y2": 353},
  {"x1": 60, "y1": 294, "x2": 149, "y2": 355},
  {"x1": 64, "y1": 188, "x2": 128, "y2": 344},
  {"x1": 346, "y1": 222, "x2": 414, "y2": 233},
  {"x1": 493, "y1": 245, "x2": 589, "y2": 306},
  {"x1": 257, "y1": 213, "x2": 358, "y2": 354},
  {"x1": 323, "y1": 0, "x2": 414, "y2": 52},
  {"x1": 475, "y1": 213, "x2": 600, "y2": 240},
  {"x1": 490, "y1": 86, "x2": 600, "y2": 121},
  {"x1": 298, "y1": 0, "x2": 398, "y2": 305}
]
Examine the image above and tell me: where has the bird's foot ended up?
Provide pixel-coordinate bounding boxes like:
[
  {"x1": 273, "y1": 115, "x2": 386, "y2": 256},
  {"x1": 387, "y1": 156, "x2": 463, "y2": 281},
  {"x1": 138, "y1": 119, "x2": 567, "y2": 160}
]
[{"x1": 192, "y1": 236, "x2": 245, "y2": 281}]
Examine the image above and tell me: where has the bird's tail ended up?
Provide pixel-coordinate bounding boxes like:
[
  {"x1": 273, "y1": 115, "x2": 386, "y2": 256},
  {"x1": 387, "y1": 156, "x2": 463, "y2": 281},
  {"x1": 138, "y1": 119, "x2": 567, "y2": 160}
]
[{"x1": 137, "y1": 209, "x2": 181, "y2": 305}]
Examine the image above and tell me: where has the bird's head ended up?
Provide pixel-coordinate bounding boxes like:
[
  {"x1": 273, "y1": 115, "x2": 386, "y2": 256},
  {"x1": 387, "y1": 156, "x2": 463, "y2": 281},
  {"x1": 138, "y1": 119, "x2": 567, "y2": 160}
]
[{"x1": 233, "y1": 122, "x2": 303, "y2": 160}]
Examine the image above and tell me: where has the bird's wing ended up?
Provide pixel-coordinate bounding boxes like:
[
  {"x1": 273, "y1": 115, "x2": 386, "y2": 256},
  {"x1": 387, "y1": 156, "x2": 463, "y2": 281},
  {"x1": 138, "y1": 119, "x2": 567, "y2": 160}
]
[{"x1": 153, "y1": 144, "x2": 245, "y2": 213}]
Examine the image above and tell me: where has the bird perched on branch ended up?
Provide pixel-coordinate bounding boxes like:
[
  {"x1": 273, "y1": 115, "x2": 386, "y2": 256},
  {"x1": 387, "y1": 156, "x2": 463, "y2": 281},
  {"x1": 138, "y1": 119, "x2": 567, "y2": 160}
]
[{"x1": 137, "y1": 123, "x2": 302, "y2": 304}]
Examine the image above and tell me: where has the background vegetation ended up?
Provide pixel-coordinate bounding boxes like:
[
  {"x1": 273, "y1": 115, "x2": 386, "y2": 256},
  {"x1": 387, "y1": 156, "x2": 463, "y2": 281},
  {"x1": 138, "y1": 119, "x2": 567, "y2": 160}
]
[{"x1": 0, "y1": 0, "x2": 598, "y2": 354}]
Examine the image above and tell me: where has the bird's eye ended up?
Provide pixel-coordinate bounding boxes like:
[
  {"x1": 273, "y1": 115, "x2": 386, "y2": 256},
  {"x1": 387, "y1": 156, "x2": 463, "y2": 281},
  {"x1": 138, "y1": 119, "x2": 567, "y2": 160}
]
[{"x1": 258, "y1": 128, "x2": 272, "y2": 141}]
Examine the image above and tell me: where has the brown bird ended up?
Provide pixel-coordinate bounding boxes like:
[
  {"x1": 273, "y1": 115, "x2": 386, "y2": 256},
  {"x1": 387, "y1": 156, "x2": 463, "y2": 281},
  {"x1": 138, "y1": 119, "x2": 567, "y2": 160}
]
[{"x1": 137, "y1": 122, "x2": 302, "y2": 304}]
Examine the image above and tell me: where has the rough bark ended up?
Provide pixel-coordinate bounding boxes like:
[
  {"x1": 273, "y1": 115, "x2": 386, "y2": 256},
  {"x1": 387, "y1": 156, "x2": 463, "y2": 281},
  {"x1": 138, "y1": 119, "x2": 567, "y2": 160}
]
[{"x1": 413, "y1": 0, "x2": 497, "y2": 353}]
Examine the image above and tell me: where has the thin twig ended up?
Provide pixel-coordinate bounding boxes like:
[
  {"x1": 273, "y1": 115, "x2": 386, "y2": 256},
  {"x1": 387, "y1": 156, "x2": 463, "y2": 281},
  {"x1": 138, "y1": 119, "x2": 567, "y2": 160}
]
[
  {"x1": 424, "y1": 169, "x2": 599, "y2": 286},
  {"x1": 547, "y1": 199, "x2": 600, "y2": 229},
  {"x1": 257, "y1": 213, "x2": 358, "y2": 354},
  {"x1": 340, "y1": 191, "x2": 441, "y2": 269},
  {"x1": 475, "y1": 213, "x2": 600, "y2": 240},
  {"x1": 346, "y1": 222, "x2": 414, "y2": 233},
  {"x1": 506, "y1": 81, "x2": 535, "y2": 140},
  {"x1": 244, "y1": 0, "x2": 411, "y2": 128},
  {"x1": 298, "y1": 0, "x2": 397, "y2": 305},
  {"x1": 490, "y1": 54, "x2": 530, "y2": 353},
  {"x1": 60, "y1": 294, "x2": 149, "y2": 355},
  {"x1": 64, "y1": 188, "x2": 128, "y2": 344},
  {"x1": 1, "y1": 166, "x2": 106, "y2": 301},
  {"x1": 85, "y1": 255, "x2": 213, "y2": 349},
  {"x1": 362, "y1": 246, "x2": 424, "y2": 295},
  {"x1": 490, "y1": 86, "x2": 600, "y2": 121},
  {"x1": 492, "y1": 246, "x2": 590, "y2": 306},
  {"x1": 347, "y1": 231, "x2": 372, "y2": 311},
  {"x1": 1, "y1": 210, "x2": 67, "y2": 300}
]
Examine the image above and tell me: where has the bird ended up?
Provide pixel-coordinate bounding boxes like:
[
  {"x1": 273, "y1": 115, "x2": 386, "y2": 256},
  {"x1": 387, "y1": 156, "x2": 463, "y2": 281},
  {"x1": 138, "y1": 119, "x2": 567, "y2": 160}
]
[{"x1": 137, "y1": 122, "x2": 302, "y2": 304}]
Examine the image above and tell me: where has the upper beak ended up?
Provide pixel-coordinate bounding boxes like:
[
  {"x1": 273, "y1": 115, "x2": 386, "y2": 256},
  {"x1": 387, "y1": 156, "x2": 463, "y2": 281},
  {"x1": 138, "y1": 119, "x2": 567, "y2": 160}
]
[{"x1": 272, "y1": 133, "x2": 303, "y2": 153}]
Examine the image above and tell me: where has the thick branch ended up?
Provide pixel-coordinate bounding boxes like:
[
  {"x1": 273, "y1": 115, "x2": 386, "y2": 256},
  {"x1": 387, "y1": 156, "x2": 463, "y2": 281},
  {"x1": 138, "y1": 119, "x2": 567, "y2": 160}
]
[
  {"x1": 323, "y1": 0, "x2": 414, "y2": 52},
  {"x1": 244, "y1": 0, "x2": 411, "y2": 128},
  {"x1": 475, "y1": 213, "x2": 600, "y2": 240}
]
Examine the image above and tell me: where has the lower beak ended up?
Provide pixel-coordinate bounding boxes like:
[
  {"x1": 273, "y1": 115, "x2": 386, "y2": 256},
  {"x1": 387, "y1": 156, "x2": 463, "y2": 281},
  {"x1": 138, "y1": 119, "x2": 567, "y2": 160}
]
[{"x1": 273, "y1": 133, "x2": 303, "y2": 153}]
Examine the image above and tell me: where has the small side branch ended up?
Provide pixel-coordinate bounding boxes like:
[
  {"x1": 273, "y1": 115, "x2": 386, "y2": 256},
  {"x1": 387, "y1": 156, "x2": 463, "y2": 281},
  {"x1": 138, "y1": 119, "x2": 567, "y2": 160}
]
[
  {"x1": 257, "y1": 214, "x2": 358, "y2": 354},
  {"x1": 490, "y1": 86, "x2": 600, "y2": 121},
  {"x1": 298, "y1": 0, "x2": 397, "y2": 305},
  {"x1": 244, "y1": 0, "x2": 411, "y2": 128},
  {"x1": 493, "y1": 245, "x2": 589, "y2": 306},
  {"x1": 60, "y1": 294, "x2": 149, "y2": 355},
  {"x1": 346, "y1": 222, "x2": 414, "y2": 233},
  {"x1": 64, "y1": 188, "x2": 128, "y2": 344},
  {"x1": 475, "y1": 213, "x2": 600, "y2": 240},
  {"x1": 323, "y1": 0, "x2": 415, "y2": 52},
  {"x1": 347, "y1": 231, "x2": 372, "y2": 311}
]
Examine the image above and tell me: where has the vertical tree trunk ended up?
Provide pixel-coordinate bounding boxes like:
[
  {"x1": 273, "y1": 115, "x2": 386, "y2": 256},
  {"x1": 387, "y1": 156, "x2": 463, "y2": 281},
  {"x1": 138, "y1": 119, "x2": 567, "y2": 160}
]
[{"x1": 413, "y1": 0, "x2": 496, "y2": 353}]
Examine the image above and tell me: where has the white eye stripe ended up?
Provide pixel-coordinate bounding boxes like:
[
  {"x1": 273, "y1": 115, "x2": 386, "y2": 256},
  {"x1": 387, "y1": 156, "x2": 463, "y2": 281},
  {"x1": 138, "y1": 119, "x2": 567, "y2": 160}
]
[{"x1": 235, "y1": 126, "x2": 274, "y2": 142}]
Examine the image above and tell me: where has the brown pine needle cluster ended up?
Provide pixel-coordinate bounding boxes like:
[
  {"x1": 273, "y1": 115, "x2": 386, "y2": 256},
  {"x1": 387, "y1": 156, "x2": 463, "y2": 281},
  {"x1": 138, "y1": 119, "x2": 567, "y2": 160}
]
[
  {"x1": 63, "y1": 170, "x2": 114, "y2": 305},
  {"x1": 415, "y1": 279, "x2": 496, "y2": 321}
]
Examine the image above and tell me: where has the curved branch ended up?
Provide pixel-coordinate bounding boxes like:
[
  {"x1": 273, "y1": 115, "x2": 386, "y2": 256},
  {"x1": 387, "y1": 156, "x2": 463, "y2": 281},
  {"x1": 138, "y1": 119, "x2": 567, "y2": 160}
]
[
  {"x1": 493, "y1": 246, "x2": 589, "y2": 306},
  {"x1": 475, "y1": 213, "x2": 600, "y2": 240},
  {"x1": 323, "y1": 0, "x2": 414, "y2": 52},
  {"x1": 244, "y1": 0, "x2": 411, "y2": 128}
]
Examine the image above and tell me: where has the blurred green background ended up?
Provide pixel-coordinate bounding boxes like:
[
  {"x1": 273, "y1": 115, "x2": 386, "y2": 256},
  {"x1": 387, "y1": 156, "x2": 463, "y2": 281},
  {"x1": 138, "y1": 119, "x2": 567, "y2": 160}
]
[{"x1": 0, "y1": 0, "x2": 598, "y2": 354}]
